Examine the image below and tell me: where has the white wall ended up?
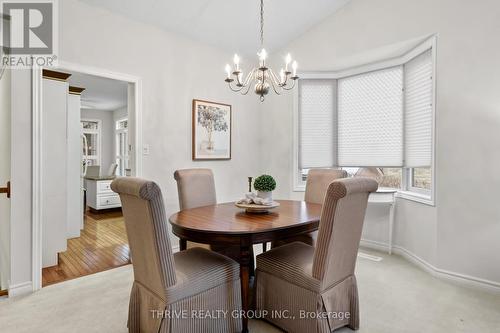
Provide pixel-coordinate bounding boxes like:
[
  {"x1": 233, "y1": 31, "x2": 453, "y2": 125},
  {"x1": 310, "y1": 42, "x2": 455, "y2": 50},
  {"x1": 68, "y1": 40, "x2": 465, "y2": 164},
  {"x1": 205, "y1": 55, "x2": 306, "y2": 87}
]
[
  {"x1": 9, "y1": 0, "x2": 262, "y2": 289},
  {"x1": 81, "y1": 108, "x2": 115, "y2": 170},
  {"x1": 261, "y1": 0, "x2": 500, "y2": 285},
  {"x1": 113, "y1": 106, "x2": 127, "y2": 122}
]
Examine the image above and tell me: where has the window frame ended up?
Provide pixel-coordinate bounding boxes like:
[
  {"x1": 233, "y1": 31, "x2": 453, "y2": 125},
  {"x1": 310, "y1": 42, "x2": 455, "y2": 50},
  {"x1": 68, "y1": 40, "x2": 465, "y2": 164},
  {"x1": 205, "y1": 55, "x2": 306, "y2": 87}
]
[
  {"x1": 115, "y1": 117, "x2": 129, "y2": 177},
  {"x1": 292, "y1": 36, "x2": 436, "y2": 206},
  {"x1": 81, "y1": 118, "x2": 102, "y2": 166}
]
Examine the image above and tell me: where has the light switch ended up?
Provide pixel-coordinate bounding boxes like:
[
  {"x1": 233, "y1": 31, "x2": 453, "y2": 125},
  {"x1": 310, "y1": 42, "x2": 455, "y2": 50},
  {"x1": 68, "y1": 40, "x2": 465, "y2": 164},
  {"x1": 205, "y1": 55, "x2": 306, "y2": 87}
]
[{"x1": 143, "y1": 144, "x2": 150, "y2": 155}]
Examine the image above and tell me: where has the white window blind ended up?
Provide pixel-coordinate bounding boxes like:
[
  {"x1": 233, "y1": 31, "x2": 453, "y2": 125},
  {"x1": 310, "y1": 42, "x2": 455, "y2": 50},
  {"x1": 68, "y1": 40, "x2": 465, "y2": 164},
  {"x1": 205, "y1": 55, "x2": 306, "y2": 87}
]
[
  {"x1": 404, "y1": 50, "x2": 433, "y2": 167},
  {"x1": 337, "y1": 67, "x2": 403, "y2": 167},
  {"x1": 299, "y1": 79, "x2": 336, "y2": 169}
]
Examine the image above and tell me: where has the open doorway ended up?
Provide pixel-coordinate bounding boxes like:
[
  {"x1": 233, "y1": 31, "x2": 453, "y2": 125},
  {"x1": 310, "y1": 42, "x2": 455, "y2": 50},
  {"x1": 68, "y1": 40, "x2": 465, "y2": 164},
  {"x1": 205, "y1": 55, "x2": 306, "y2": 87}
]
[{"x1": 34, "y1": 65, "x2": 141, "y2": 288}]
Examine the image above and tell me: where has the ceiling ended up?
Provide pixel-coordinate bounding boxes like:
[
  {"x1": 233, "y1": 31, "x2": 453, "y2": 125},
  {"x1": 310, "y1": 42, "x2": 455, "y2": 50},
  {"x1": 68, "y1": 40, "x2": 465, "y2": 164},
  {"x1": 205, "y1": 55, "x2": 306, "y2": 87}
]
[
  {"x1": 68, "y1": 71, "x2": 128, "y2": 111},
  {"x1": 77, "y1": 0, "x2": 351, "y2": 55}
]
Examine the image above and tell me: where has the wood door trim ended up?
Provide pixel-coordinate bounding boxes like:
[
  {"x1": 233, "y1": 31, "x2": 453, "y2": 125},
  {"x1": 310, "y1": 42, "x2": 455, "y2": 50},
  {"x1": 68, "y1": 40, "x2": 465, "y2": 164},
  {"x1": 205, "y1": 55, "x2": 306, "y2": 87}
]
[
  {"x1": 42, "y1": 69, "x2": 71, "y2": 82},
  {"x1": 69, "y1": 86, "x2": 85, "y2": 95}
]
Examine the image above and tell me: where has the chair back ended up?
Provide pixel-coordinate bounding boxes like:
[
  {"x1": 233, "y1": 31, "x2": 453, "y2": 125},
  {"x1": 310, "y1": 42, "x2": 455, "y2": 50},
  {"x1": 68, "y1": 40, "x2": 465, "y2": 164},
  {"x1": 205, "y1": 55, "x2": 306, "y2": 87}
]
[
  {"x1": 305, "y1": 169, "x2": 348, "y2": 204},
  {"x1": 85, "y1": 165, "x2": 100, "y2": 178},
  {"x1": 354, "y1": 167, "x2": 384, "y2": 184},
  {"x1": 174, "y1": 168, "x2": 217, "y2": 210},
  {"x1": 106, "y1": 163, "x2": 118, "y2": 177},
  {"x1": 111, "y1": 177, "x2": 176, "y2": 299},
  {"x1": 312, "y1": 177, "x2": 378, "y2": 289}
]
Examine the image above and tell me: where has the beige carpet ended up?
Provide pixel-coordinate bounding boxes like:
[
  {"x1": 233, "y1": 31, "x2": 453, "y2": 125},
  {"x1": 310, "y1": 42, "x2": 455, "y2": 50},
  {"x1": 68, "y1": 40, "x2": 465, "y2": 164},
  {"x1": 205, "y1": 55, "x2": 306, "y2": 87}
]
[{"x1": 1, "y1": 248, "x2": 500, "y2": 333}]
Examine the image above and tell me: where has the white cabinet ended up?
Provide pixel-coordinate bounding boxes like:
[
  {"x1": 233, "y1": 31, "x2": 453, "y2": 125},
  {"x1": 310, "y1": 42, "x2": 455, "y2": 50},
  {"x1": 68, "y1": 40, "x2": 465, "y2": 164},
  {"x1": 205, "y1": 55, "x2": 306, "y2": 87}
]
[{"x1": 85, "y1": 179, "x2": 122, "y2": 210}]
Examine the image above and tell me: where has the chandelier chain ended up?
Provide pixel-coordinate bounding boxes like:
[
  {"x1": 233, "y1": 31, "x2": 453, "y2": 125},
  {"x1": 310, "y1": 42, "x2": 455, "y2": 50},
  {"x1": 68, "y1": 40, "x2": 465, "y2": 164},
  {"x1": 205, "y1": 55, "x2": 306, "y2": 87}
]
[{"x1": 260, "y1": 0, "x2": 264, "y2": 47}]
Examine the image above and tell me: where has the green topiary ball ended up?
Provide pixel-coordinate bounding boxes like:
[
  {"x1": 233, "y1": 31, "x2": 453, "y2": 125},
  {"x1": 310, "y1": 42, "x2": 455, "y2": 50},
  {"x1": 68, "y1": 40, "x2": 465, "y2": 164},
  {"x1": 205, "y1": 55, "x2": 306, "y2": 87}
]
[{"x1": 254, "y1": 174, "x2": 277, "y2": 192}]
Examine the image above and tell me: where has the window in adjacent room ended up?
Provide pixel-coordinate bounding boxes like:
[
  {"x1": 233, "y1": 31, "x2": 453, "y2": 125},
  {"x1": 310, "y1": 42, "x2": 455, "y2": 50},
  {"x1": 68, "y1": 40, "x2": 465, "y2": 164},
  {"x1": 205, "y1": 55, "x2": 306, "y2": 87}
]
[
  {"x1": 115, "y1": 118, "x2": 129, "y2": 176},
  {"x1": 81, "y1": 119, "x2": 101, "y2": 166}
]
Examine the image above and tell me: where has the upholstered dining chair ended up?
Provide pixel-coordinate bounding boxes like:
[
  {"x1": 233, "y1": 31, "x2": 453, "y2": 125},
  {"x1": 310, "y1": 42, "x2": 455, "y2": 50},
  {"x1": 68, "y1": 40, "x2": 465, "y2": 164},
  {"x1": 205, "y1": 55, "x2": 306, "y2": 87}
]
[
  {"x1": 355, "y1": 167, "x2": 384, "y2": 184},
  {"x1": 173, "y1": 168, "x2": 248, "y2": 267},
  {"x1": 111, "y1": 177, "x2": 242, "y2": 333},
  {"x1": 272, "y1": 168, "x2": 347, "y2": 248},
  {"x1": 173, "y1": 168, "x2": 216, "y2": 250},
  {"x1": 85, "y1": 165, "x2": 100, "y2": 178},
  {"x1": 106, "y1": 163, "x2": 118, "y2": 177},
  {"x1": 256, "y1": 177, "x2": 378, "y2": 333}
]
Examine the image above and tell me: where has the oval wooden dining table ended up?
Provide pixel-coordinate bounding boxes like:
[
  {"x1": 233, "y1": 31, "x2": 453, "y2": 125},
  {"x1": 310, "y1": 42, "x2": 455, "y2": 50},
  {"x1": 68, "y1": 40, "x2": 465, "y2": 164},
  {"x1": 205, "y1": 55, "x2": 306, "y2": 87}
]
[{"x1": 169, "y1": 199, "x2": 322, "y2": 333}]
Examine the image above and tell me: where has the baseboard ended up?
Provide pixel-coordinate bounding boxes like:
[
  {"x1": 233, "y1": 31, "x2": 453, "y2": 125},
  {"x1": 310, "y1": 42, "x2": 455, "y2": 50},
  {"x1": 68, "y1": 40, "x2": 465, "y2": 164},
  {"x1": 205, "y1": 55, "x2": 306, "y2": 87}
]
[
  {"x1": 360, "y1": 239, "x2": 390, "y2": 253},
  {"x1": 396, "y1": 246, "x2": 500, "y2": 294},
  {"x1": 360, "y1": 239, "x2": 500, "y2": 294},
  {"x1": 8, "y1": 281, "x2": 33, "y2": 297}
]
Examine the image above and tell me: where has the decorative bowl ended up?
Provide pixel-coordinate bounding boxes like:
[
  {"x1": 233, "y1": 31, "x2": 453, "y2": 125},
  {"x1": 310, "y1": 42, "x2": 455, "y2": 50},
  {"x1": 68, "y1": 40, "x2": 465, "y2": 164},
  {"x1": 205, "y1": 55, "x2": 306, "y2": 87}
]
[{"x1": 235, "y1": 201, "x2": 280, "y2": 214}]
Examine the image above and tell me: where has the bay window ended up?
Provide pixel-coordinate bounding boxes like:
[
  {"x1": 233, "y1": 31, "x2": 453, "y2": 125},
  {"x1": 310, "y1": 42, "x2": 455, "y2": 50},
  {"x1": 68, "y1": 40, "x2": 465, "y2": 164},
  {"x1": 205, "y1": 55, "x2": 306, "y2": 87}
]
[{"x1": 294, "y1": 38, "x2": 435, "y2": 205}]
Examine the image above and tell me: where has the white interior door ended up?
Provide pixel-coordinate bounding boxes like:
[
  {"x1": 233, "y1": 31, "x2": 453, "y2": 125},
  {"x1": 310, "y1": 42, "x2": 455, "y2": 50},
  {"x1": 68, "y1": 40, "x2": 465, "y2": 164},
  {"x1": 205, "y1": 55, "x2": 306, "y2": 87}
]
[{"x1": 0, "y1": 68, "x2": 11, "y2": 291}]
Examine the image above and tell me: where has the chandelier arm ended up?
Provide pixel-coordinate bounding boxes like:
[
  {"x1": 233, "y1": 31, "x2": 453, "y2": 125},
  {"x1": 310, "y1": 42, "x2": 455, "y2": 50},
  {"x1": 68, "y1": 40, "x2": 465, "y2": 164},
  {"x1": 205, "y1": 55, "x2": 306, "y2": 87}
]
[
  {"x1": 283, "y1": 72, "x2": 293, "y2": 87},
  {"x1": 268, "y1": 68, "x2": 284, "y2": 88},
  {"x1": 270, "y1": 82, "x2": 282, "y2": 95},
  {"x1": 235, "y1": 74, "x2": 243, "y2": 86},
  {"x1": 281, "y1": 79, "x2": 298, "y2": 91},
  {"x1": 240, "y1": 83, "x2": 253, "y2": 95},
  {"x1": 243, "y1": 68, "x2": 256, "y2": 86},
  {"x1": 267, "y1": 70, "x2": 283, "y2": 95},
  {"x1": 280, "y1": 75, "x2": 289, "y2": 87},
  {"x1": 227, "y1": 81, "x2": 245, "y2": 92}
]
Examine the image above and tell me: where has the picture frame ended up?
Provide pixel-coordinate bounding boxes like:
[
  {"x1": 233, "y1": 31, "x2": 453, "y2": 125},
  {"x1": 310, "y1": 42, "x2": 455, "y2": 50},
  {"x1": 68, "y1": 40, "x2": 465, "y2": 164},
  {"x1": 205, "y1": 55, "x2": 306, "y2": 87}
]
[{"x1": 192, "y1": 99, "x2": 232, "y2": 160}]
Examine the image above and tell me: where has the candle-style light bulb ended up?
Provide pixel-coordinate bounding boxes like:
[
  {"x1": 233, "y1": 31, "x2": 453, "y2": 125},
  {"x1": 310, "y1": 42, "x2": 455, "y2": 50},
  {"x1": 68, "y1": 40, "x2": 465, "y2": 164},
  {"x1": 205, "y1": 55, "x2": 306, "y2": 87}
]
[
  {"x1": 285, "y1": 53, "x2": 292, "y2": 71},
  {"x1": 280, "y1": 68, "x2": 285, "y2": 84},
  {"x1": 292, "y1": 61, "x2": 298, "y2": 77},
  {"x1": 259, "y1": 48, "x2": 268, "y2": 67},
  {"x1": 259, "y1": 48, "x2": 268, "y2": 60},
  {"x1": 233, "y1": 54, "x2": 240, "y2": 71},
  {"x1": 225, "y1": 64, "x2": 231, "y2": 79}
]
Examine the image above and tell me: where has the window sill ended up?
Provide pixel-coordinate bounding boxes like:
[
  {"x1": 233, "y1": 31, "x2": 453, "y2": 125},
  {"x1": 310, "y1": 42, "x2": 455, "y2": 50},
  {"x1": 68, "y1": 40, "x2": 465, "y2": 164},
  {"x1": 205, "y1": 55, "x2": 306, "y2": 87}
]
[
  {"x1": 396, "y1": 190, "x2": 435, "y2": 206},
  {"x1": 293, "y1": 182, "x2": 434, "y2": 206},
  {"x1": 293, "y1": 185, "x2": 306, "y2": 192}
]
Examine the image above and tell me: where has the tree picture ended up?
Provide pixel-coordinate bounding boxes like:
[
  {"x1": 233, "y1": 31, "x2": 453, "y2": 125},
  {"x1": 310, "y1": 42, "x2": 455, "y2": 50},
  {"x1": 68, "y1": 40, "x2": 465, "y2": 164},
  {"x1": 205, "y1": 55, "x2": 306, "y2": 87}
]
[
  {"x1": 192, "y1": 100, "x2": 231, "y2": 160},
  {"x1": 197, "y1": 105, "x2": 229, "y2": 150}
]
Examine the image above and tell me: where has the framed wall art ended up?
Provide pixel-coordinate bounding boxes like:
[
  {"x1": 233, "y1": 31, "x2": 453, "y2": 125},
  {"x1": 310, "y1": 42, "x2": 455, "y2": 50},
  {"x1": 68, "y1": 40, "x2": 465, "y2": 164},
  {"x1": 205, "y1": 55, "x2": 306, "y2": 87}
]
[{"x1": 192, "y1": 99, "x2": 232, "y2": 160}]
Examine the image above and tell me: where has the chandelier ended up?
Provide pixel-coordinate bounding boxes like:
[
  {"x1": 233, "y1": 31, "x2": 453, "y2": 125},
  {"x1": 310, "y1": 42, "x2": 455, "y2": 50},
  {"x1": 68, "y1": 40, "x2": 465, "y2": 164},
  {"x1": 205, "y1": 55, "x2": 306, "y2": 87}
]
[{"x1": 224, "y1": 0, "x2": 299, "y2": 102}]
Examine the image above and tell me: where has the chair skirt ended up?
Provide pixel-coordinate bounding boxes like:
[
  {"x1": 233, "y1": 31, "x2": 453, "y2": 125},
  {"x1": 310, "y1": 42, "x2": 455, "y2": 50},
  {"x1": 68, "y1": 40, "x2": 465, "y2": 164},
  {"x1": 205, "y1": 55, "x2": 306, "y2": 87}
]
[
  {"x1": 255, "y1": 270, "x2": 359, "y2": 333},
  {"x1": 128, "y1": 279, "x2": 242, "y2": 333}
]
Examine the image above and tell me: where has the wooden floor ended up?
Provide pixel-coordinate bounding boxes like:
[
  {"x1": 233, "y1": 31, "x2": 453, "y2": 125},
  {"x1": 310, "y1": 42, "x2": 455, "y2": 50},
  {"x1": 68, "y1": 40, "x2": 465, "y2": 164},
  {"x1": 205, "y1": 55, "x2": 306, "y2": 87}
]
[{"x1": 42, "y1": 208, "x2": 130, "y2": 287}]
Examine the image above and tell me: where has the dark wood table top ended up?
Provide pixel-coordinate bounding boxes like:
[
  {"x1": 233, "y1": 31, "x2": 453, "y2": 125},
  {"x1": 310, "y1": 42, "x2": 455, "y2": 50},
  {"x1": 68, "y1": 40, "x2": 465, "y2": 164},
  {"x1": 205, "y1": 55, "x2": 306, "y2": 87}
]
[
  {"x1": 169, "y1": 199, "x2": 322, "y2": 235},
  {"x1": 169, "y1": 199, "x2": 322, "y2": 333}
]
